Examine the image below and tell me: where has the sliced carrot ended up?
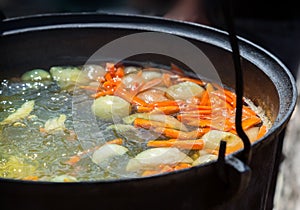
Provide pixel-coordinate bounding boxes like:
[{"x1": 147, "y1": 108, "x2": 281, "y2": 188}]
[
  {"x1": 106, "y1": 138, "x2": 123, "y2": 145},
  {"x1": 180, "y1": 109, "x2": 212, "y2": 114},
  {"x1": 182, "y1": 119, "x2": 212, "y2": 128},
  {"x1": 39, "y1": 127, "x2": 46, "y2": 133},
  {"x1": 159, "y1": 165, "x2": 174, "y2": 173},
  {"x1": 137, "y1": 106, "x2": 180, "y2": 115},
  {"x1": 170, "y1": 63, "x2": 185, "y2": 76},
  {"x1": 115, "y1": 88, "x2": 148, "y2": 106},
  {"x1": 242, "y1": 106, "x2": 257, "y2": 117},
  {"x1": 136, "y1": 106, "x2": 153, "y2": 113},
  {"x1": 242, "y1": 117, "x2": 262, "y2": 130},
  {"x1": 134, "y1": 118, "x2": 180, "y2": 131},
  {"x1": 177, "y1": 114, "x2": 212, "y2": 121},
  {"x1": 65, "y1": 155, "x2": 81, "y2": 165},
  {"x1": 139, "y1": 78, "x2": 163, "y2": 92},
  {"x1": 199, "y1": 91, "x2": 210, "y2": 106},
  {"x1": 115, "y1": 67, "x2": 125, "y2": 78},
  {"x1": 257, "y1": 125, "x2": 267, "y2": 139},
  {"x1": 23, "y1": 176, "x2": 39, "y2": 181},
  {"x1": 142, "y1": 170, "x2": 160, "y2": 177},
  {"x1": 153, "y1": 127, "x2": 210, "y2": 140},
  {"x1": 174, "y1": 163, "x2": 192, "y2": 170},
  {"x1": 162, "y1": 73, "x2": 172, "y2": 87},
  {"x1": 91, "y1": 90, "x2": 114, "y2": 98},
  {"x1": 147, "y1": 139, "x2": 204, "y2": 150},
  {"x1": 151, "y1": 106, "x2": 180, "y2": 115},
  {"x1": 151, "y1": 100, "x2": 179, "y2": 107}
]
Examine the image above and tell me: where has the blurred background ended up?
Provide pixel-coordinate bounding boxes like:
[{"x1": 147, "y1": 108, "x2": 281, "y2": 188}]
[{"x1": 1, "y1": 0, "x2": 300, "y2": 209}]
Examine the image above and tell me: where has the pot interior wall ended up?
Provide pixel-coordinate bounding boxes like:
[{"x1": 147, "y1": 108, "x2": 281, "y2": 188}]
[{"x1": 0, "y1": 28, "x2": 279, "y2": 122}]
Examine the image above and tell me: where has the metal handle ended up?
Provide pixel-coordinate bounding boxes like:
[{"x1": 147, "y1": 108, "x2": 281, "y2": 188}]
[{"x1": 215, "y1": 0, "x2": 253, "y2": 202}]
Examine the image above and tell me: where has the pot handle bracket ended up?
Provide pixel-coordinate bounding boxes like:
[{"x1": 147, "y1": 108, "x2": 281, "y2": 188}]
[{"x1": 217, "y1": 141, "x2": 251, "y2": 201}]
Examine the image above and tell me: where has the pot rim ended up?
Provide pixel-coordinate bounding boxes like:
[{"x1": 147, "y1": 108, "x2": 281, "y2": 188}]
[{"x1": 0, "y1": 12, "x2": 297, "y2": 184}]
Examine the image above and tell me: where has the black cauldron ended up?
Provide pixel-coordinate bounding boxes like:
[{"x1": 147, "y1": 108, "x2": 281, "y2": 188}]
[{"x1": 0, "y1": 13, "x2": 297, "y2": 210}]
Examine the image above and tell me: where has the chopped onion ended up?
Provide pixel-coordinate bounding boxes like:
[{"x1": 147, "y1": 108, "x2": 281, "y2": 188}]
[
  {"x1": 166, "y1": 81, "x2": 204, "y2": 100},
  {"x1": 0, "y1": 100, "x2": 35, "y2": 125},
  {"x1": 50, "y1": 66, "x2": 90, "y2": 90},
  {"x1": 44, "y1": 114, "x2": 67, "y2": 133},
  {"x1": 82, "y1": 65, "x2": 106, "y2": 81},
  {"x1": 192, "y1": 154, "x2": 218, "y2": 166},
  {"x1": 202, "y1": 130, "x2": 243, "y2": 154},
  {"x1": 21, "y1": 69, "x2": 51, "y2": 82},
  {"x1": 92, "y1": 95, "x2": 131, "y2": 122},
  {"x1": 126, "y1": 147, "x2": 193, "y2": 172},
  {"x1": 92, "y1": 144, "x2": 128, "y2": 165}
]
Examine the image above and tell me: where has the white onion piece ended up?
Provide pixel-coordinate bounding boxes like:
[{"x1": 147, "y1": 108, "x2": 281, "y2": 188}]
[
  {"x1": 0, "y1": 100, "x2": 35, "y2": 125},
  {"x1": 166, "y1": 81, "x2": 204, "y2": 100},
  {"x1": 82, "y1": 65, "x2": 105, "y2": 81},
  {"x1": 92, "y1": 144, "x2": 128, "y2": 165},
  {"x1": 137, "y1": 89, "x2": 168, "y2": 103},
  {"x1": 203, "y1": 130, "x2": 243, "y2": 153},
  {"x1": 192, "y1": 154, "x2": 218, "y2": 166},
  {"x1": 91, "y1": 95, "x2": 131, "y2": 122},
  {"x1": 44, "y1": 114, "x2": 66, "y2": 133},
  {"x1": 141, "y1": 71, "x2": 162, "y2": 81},
  {"x1": 126, "y1": 148, "x2": 193, "y2": 172},
  {"x1": 124, "y1": 66, "x2": 141, "y2": 74}
]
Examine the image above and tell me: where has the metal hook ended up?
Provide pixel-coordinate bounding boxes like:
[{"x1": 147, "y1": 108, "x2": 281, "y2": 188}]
[{"x1": 221, "y1": 0, "x2": 252, "y2": 165}]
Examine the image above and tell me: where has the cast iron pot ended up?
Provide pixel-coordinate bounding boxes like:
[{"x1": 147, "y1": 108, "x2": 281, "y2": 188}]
[{"x1": 0, "y1": 13, "x2": 297, "y2": 210}]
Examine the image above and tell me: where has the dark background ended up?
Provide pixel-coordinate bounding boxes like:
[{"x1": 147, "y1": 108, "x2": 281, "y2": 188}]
[{"x1": 1, "y1": 0, "x2": 299, "y2": 77}]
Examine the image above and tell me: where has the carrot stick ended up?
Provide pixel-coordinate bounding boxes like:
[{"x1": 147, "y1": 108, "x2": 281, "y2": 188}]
[
  {"x1": 257, "y1": 125, "x2": 267, "y2": 139},
  {"x1": 91, "y1": 90, "x2": 114, "y2": 98},
  {"x1": 65, "y1": 156, "x2": 81, "y2": 165},
  {"x1": 177, "y1": 114, "x2": 212, "y2": 121},
  {"x1": 170, "y1": 63, "x2": 185, "y2": 76},
  {"x1": 142, "y1": 170, "x2": 160, "y2": 177},
  {"x1": 150, "y1": 100, "x2": 179, "y2": 107},
  {"x1": 181, "y1": 119, "x2": 212, "y2": 128},
  {"x1": 151, "y1": 106, "x2": 180, "y2": 115},
  {"x1": 200, "y1": 91, "x2": 210, "y2": 106},
  {"x1": 147, "y1": 139, "x2": 204, "y2": 150},
  {"x1": 139, "y1": 78, "x2": 163, "y2": 92},
  {"x1": 136, "y1": 106, "x2": 153, "y2": 113},
  {"x1": 242, "y1": 117, "x2": 262, "y2": 130},
  {"x1": 162, "y1": 73, "x2": 172, "y2": 87},
  {"x1": 106, "y1": 138, "x2": 123, "y2": 145},
  {"x1": 137, "y1": 106, "x2": 180, "y2": 115},
  {"x1": 242, "y1": 106, "x2": 257, "y2": 117},
  {"x1": 115, "y1": 88, "x2": 148, "y2": 106},
  {"x1": 153, "y1": 127, "x2": 210, "y2": 140},
  {"x1": 134, "y1": 118, "x2": 181, "y2": 131},
  {"x1": 22, "y1": 176, "x2": 39, "y2": 181},
  {"x1": 180, "y1": 109, "x2": 212, "y2": 114},
  {"x1": 174, "y1": 163, "x2": 192, "y2": 170}
]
